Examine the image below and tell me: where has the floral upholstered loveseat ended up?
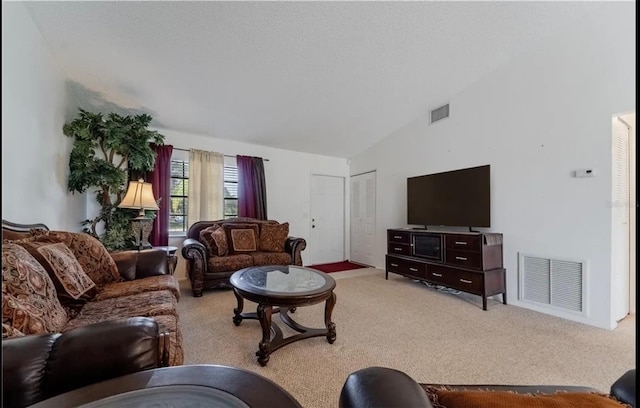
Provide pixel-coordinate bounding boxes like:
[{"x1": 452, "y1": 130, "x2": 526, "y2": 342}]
[
  {"x1": 182, "y1": 217, "x2": 306, "y2": 297},
  {"x1": 1, "y1": 220, "x2": 184, "y2": 365}
]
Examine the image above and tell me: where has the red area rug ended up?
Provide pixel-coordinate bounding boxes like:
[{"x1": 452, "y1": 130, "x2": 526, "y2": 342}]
[{"x1": 307, "y1": 261, "x2": 368, "y2": 273}]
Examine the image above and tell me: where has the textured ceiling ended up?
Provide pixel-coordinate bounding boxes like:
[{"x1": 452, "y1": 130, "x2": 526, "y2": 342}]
[{"x1": 24, "y1": 1, "x2": 600, "y2": 158}]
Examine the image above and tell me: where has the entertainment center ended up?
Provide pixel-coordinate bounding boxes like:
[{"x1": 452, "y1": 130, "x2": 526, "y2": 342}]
[{"x1": 386, "y1": 229, "x2": 506, "y2": 310}]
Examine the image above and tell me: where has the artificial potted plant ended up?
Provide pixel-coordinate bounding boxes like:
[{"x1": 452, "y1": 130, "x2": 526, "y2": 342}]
[{"x1": 64, "y1": 108, "x2": 165, "y2": 251}]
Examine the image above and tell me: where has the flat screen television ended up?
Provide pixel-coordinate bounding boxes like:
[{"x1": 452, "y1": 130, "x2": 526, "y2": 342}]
[{"x1": 407, "y1": 165, "x2": 490, "y2": 228}]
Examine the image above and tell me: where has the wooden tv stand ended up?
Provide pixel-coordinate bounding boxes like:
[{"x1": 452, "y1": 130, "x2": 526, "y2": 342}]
[{"x1": 386, "y1": 229, "x2": 506, "y2": 310}]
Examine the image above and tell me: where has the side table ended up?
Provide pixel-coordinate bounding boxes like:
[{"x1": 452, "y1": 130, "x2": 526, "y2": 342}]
[{"x1": 154, "y1": 245, "x2": 178, "y2": 275}]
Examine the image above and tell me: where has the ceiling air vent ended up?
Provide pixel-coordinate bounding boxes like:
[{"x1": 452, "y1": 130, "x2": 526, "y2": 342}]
[{"x1": 430, "y1": 103, "x2": 450, "y2": 124}]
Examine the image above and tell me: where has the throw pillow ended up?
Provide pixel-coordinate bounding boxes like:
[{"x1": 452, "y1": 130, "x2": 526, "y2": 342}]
[
  {"x1": 32, "y1": 231, "x2": 121, "y2": 287},
  {"x1": 259, "y1": 222, "x2": 289, "y2": 252},
  {"x1": 199, "y1": 224, "x2": 223, "y2": 256},
  {"x1": 425, "y1": 388, "x2": 630, "y2": 408},
  {"x1": 2, "y1": 243, "x2": 68, "y2": 334},
  {"x1": 211, "y1": 227, "x2": 229, "y2": 256},
  {"x1": 223, "y1": 223, "x2": 260, "y2": 254},
  {"x1": 17, "y1": 241, "x2": 97, "y2": 311}
]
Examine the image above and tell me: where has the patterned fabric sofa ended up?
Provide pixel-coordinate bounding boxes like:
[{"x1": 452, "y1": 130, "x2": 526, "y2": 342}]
[
  {"x1": 182, "y1": 217, "x2": 306, "y2": 297},
  {"x1": 1, "y1": 220, "x2": 184, "y2": 366}
]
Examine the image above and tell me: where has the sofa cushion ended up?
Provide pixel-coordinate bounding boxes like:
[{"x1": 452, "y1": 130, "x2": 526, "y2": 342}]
[
  {"x1": 425, "y1": 388, "x2": 629, "y2": 408},
  {"x1": 94, "y1": 275, "x2": 180, "y2": 302},
  {"x1": 211, "y1": 228, "x2": 229, "y2": 256},
  {"x1": 207, "y1": 254, "x2": 254, "y2": 272},
  {"x1": 259, "y1": 222, "x2": 289, "y2": 252},
  {"x1": 17, "y1": 241, "x2": 97, "y2": 310},
  {"x1": 199, "y1": 224, "x2": 223, "y2": 256},
  {"x1": 63, "y1": 290, "x2": 178, "y2": 332},
  {"x1": 32, "y1": 231, "x2": 121, "y2": 287},
  {"x1": 2, "y1": 243, "x2": 68, "y2": 334},
  {"x1": 251, "y1": 252, "x2": 293, "y2": 266},
  {"x1": 224, "y1": 223, "x2": 259, "y2": 254}
]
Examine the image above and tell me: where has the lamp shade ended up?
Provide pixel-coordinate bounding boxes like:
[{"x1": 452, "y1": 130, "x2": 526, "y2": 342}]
[{"x1": 118, "y1": 179, "x2": 159, "y2": 211}]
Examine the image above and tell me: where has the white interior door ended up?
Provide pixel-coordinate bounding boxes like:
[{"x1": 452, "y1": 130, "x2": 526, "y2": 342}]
[
  {"x1": 310, "y1": 174, "x2": 345, "y2": 265},
  {"x1": 350, "y1": 171, "x2": 376, "y2": 266},
  {"x1": 611, "y1": 117, "x2": 630, "y2": 321}
]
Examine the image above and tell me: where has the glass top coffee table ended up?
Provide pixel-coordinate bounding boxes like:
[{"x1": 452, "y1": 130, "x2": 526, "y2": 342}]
[{"x1": 230, "y1": 265, "x2": 337, "y2": 366}]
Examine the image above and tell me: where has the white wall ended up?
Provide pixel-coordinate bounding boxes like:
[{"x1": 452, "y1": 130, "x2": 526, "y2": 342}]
[
  {"x1": 157, "y1": 128, "x2": 349, "y2": 280},
  {"x1": 349, "y1": 3, "x2": 635, "y2": 329},
  {"x1": 2, "y1": 3, "x2": 84, "y2": 230}
]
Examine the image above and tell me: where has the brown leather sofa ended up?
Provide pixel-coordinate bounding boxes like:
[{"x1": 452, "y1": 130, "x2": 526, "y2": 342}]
[
  {"x1": 2, "y1": 220, "x2": 184, "y2": 366},
  {"x1": 339, "y1": 366, "x2": 636, "y2": 408},
  {"x1": 2, "y1": 317, "x2": 166, "y2": 408},
  {"x1": 182, "y1": 217, "x2": 306, "y2": 297}
]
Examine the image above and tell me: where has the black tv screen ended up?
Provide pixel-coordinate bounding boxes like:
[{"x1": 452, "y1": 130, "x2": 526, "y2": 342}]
[{"x1": 407, "y1": 165, "x2": 490, "y2": 228}]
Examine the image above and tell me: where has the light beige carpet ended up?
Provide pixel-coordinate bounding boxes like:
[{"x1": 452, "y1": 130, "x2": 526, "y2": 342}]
[{"x1": 177, "y1": 269, "x2": 635, "y2": 408}]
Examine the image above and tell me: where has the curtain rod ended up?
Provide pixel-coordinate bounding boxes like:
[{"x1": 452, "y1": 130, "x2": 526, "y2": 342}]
[{"x1": 171, "y1": 147, "x2": 269, "y2": 161}]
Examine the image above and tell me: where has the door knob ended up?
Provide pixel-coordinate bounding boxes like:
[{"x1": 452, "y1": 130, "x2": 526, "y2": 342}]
[{"x1": 312, "y1": 225, "x2": 316, "y2": 228}]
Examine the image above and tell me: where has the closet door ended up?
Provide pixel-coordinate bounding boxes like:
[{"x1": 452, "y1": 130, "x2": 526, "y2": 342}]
[{"x1": 350, "y1": 171, "x2": 376, "y2": 266}]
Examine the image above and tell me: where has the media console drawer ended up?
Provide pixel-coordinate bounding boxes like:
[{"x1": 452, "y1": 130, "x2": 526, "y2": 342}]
[
  {"x1": 387, "y1": 243, "x2": 411, "y2": 256},
  {"x1": 386, "y1": 255, "x2": 426, "y2": 280},
  {"x1": 387, "y1": 230, "x2": 411, "y2": 244},
  {"x1": 445, "y1": 234, "x2": 482, "y2": 251},
  {"x1": 445, "y1": 249, "x2": 483, "y2": 270}
]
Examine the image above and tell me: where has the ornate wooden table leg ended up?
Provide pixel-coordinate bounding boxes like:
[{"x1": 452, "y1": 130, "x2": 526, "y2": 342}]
[
  {"x1": 233, "y1": 289, "x2": 244, "y2": 326},
  {"x1": 256, "y1": 303, "x2": 273, "y2": 366},
  {"x1": 325, "y1": 291, "x2": 337, "y2": 344}
]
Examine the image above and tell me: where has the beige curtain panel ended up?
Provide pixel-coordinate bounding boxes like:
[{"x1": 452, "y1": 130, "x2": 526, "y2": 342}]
[{"x1": 187, "y1": 149, "x2": 224, "y2": 225}]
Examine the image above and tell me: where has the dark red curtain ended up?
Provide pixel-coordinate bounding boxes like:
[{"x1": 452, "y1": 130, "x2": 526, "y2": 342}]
[
  {"x1": 237, "y1": 155, "x2": 268, "y2": 220},
  {"x1": 149, "y1": 144, "x2": 173, "y2": 246}
]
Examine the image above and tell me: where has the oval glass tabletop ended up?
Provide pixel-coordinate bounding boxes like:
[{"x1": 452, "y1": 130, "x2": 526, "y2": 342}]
[
  {"x1": 78, "y1": 385, "x2": 250, "y2": 408},
  {"x1": 238, "y1": 265, "x2": 328, "y2": 293}
]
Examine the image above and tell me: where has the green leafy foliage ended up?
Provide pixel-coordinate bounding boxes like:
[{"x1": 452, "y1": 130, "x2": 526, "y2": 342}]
[{"x1": 65, "y1": 108, "x2": 165, "y2": 250}]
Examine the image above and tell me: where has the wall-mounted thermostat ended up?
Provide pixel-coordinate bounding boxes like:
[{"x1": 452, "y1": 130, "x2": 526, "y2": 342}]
[{"x1": 573, "y1": 169, "x2": 595, "y2": 178}]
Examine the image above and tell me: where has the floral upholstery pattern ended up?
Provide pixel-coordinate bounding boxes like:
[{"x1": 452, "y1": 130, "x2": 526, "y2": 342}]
[
  {"x1": 2, "y1": 243, "x2": 68, "y2": 335},
  {"x1": 259, "y1": 222, "x2": 289, "y2": 252},
  {"x1": 153, "y1": 314, "x2": 184, "y2": 366},
  {"x1": 94, "y1": 275, "x2": 180, "y2": 302},
  {"x1": 208, "y1": 254, "x2": 254, "y2": 272},
  {"x1": 33, "y1": 231, "x2": 121, "y2": 287},
  {"x1": 251, "y1": 251, "x2": 293, "y2": 266},
  {"x1": 62, "y1": 290, "x2": 178, "y2": 332},
  {"x1": 224, "y1": 223, "x2": 259, "y2": 254},
  {"x1": 2, "y1": 321, "x2": 25, "y2": 338}
]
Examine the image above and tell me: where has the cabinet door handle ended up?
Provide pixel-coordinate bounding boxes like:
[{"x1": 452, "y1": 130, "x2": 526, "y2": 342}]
[
  {"x1": 394, "y1": 236, "x2": 402, "y2": 239},
  {"x1": 455, "y1": 256, "x2": 468, "y2": 261},
  {"x1": 459, "y1": 279, "x2": 473, "y2": 284},
  {"x1": 394, "y1": 247, "x2": 402, "y2": 251},
  {"x1": 409, "y1": 267, "x2": 418, "y2": 272},
  {"x1": 390, "y1": 263, "x2": 398, "y2": 267},
  {"x1": 455, "y1": 241, "x2": 467, "y2": 245},
  {"x1": 432, "y1": 273, "x2": 443, "y2": 277}
]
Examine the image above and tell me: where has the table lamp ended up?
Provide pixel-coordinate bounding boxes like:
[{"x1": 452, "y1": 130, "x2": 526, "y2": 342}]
[{"x1": 118, "y1": 179, "x2": 159, "y2": 250}]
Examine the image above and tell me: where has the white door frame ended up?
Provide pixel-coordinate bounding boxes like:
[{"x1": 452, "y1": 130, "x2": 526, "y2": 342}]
[{"x1": 309, "y1": 174, "x2": 345, "y2": 265}]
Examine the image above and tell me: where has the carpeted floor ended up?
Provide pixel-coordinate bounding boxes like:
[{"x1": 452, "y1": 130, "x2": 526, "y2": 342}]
[
  {"x1": 306, "y1": 260, "x2": 369, "y2": 273},
  {"x1": 176, "y1": 269, "x2": 635, "y2": 408}
]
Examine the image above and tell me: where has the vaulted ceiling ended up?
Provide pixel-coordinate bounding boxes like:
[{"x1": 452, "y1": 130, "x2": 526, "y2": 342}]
[{"x1": 24, "y1": 1, "x2": 600, "y2": 158}]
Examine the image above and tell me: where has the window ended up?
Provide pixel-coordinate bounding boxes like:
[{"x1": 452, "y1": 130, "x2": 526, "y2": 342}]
[
  {"x1": 224, "y1": 165, "x2": 238, "y2": 218},
  {"x1": 170, "y1": 160, "x2": 189, "y2": 234}
]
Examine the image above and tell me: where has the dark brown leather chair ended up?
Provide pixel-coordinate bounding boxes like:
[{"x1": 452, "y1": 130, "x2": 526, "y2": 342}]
[
  {"x1": 340, "y1": 366, "x2": 637, "y2": 408},
  {"x1": 2, "y1": 317, "x2": 168, "y2": 408}
]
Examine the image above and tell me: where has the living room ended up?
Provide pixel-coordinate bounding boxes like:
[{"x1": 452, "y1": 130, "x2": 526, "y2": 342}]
[{"x1": 2, "y1": 1, "x2": 636, "y2": 407}]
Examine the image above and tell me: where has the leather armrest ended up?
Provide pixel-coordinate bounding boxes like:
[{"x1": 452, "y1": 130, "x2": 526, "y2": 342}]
[
  {"x1": 285, "y1": 237, "x2": 306, "y2": 266},
  {"x1": 339, "y1": 366, "x2": 433, "y2": 408},
  {"x1": 610, "y1": 369, "x2": 636, "y2": 408},
  {"x1": 2, "y1": 332, "x2": 60, "y2": 408},
  {"x1": 182, "y1": 238, "x2": 206, "y2": 259},
  {"x1": 2, "y1": 317, "x2": 162, "y2": 407}
]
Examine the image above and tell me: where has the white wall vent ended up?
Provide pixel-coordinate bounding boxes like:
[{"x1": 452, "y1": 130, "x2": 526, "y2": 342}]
[
  {"x1": 518, "y1": 254, "x2": 586, "y2": 315},
  {"x1": 429, "y1": 103, "x2": 450, "y2": 124}
]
